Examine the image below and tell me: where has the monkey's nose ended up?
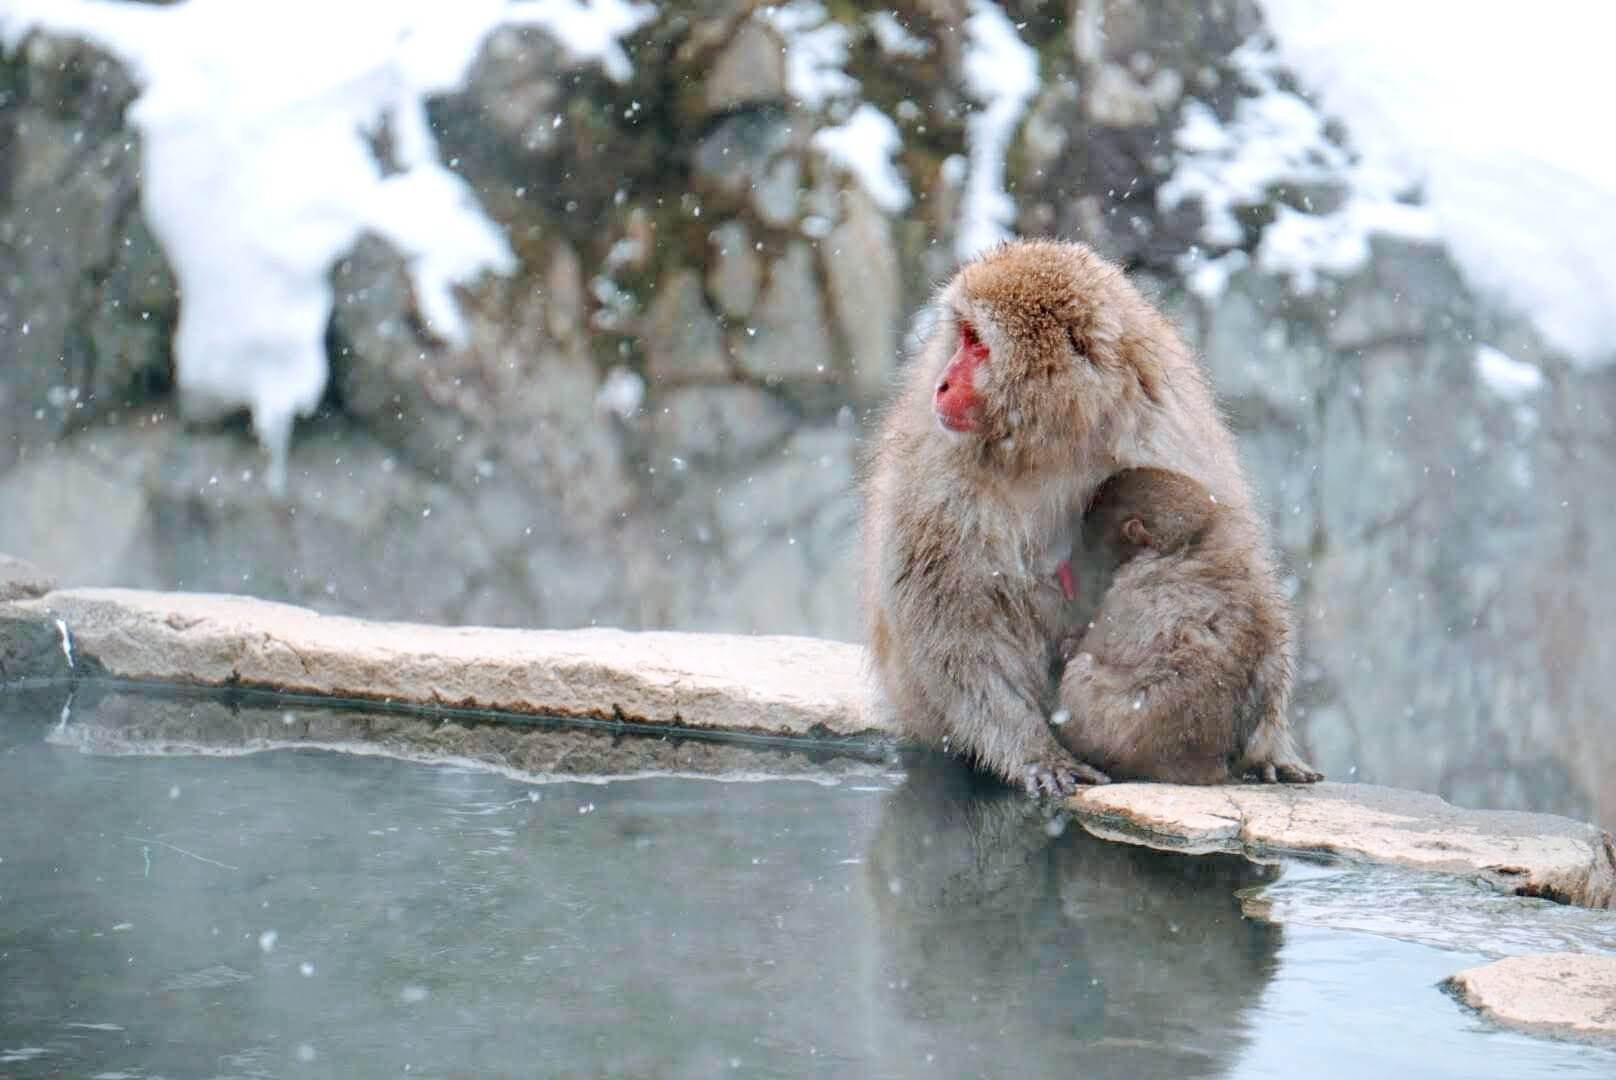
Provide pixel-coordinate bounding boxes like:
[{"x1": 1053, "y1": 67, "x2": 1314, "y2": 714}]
[{"x1": 935, "y1": 379, "x2": 949, "y2": 395}]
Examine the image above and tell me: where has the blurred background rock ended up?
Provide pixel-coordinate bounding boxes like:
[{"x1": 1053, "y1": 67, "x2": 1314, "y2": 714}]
[{"x1": 2, "y1": 0, "x2": 1612, "y2": 829}]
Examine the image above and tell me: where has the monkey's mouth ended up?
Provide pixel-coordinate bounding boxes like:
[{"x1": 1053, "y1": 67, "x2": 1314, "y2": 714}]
[{"x1": 936, "y1": 412, "x2": 975, "y2": 434}]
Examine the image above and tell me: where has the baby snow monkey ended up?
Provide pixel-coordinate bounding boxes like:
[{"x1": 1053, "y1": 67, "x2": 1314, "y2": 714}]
[{"x1": 1055, "y1": 468, "x2": 1322, "y2": 786}]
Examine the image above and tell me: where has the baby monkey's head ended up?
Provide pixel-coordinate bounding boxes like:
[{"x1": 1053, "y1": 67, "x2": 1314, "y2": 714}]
[{"x1": 1083, "y1": 467, "x2": 1217, "y2": 562}]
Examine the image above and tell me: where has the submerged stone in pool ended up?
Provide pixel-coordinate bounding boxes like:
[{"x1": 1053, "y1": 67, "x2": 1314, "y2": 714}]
[{"x1": 0, "y1": 695, "x2": 1613, "y2": 1078}]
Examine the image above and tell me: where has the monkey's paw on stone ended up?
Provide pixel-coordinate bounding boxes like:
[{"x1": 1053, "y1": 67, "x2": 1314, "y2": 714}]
[
  {"x1": 1246, "y1": 760, "x2": 1325, "y2": 784},
  {"x1": 1025, "y1": 756, "x2": 1111, "y2": 797}
]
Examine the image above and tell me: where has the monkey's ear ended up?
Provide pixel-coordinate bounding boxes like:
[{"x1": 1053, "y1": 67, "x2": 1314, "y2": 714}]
[
  {"x1": 1065, "y1": 325, "x2": 1090, "y2": 362},
  {"x1": 1129, "y1": 337, "x2": 1166, "y2": 404},
  {"x1": 1068, "y1": 310, "x2": 1129, "y2": 371},
  {"x1": 1121, "y1": 517, "x2": 1153, "y2": 548}
]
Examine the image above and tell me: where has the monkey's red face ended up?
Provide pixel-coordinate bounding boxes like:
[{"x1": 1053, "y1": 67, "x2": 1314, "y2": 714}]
[{"x1": 934, "y1": 320, "x2": 989, "y2": 433}]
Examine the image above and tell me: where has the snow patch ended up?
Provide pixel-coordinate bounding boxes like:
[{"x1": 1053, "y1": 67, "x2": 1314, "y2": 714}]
[
  {"x1": 1258, "y1": 196, "x2": 1437, "y2": 293},
  {"x1": 763, "y1": 8, "x2": 911, "y2": 217},
  {"x1": 761, "y1": 2, "x2": 857, "y2": 109},
  {"x1": 1259, "y1": 0, "x2": 1616, "y2": 365},
  {"x1": 0, "y1": 0, "x2": 654, "y2": 489},
  {"x1": 956, "y1": 0, "x2": 1039, "y2": 261},
  {"x1": 519, "y1": 0, "x2": 654, "y2": 83},
  {"x1": 1182, "y1": 249, "x2": 1250, "y2": 302},
  {"x1": 866, "y1": 11, "x2": 930, "y2": 59},
  {"x1": 595, "y1": 365, "x2": 646, "y2": 419},
  {"x1": 1474, "y1": 346, "x2": 1545, "y2": 402},
  {"x1": 1160, "y1": 42, "x2": 1436, "y2": 296},
  {"x1": 811, "y1": 104, "x2": 911, "y2": 213}
]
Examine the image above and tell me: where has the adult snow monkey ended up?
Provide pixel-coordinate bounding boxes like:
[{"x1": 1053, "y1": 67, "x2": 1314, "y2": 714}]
[{"x1": 861, "y1": 239, "x2": 1316, "y2": 794}]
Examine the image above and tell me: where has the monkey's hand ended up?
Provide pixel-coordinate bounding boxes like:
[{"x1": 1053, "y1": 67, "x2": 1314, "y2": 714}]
[{"x1": 1025, "y1": 753, "x2": 1110, "y2": 797}]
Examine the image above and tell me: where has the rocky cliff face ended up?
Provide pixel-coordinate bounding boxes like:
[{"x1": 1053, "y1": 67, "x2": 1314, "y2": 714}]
[{"x1": 2, "y1": 1, "x2": 1610, "y2": 827}]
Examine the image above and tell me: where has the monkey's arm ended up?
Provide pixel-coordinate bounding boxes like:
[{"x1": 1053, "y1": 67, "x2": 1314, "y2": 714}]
[
  {"x1": 951, "y1": 661, "x2": 1113, "y2": 795},
  {"x1": 893, "y1": 583, "x2": 1110, "y2": 796}
]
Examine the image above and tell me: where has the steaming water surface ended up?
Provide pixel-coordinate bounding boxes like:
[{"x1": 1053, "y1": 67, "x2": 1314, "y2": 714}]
[{"x1": 1, "y1": 697, "x2": 1612, "y2": 1079}]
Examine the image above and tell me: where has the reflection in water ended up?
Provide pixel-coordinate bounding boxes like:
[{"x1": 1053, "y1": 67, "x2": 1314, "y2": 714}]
[
  {"x1": 0, "y1": 692, "x2": 905, "y2": 1078},
  {"x1": 44, "y1": 681, "x2": 892, "y2": 784},
  {"x1": 865, "y1": 754, "x2": 1281, "y2": 1078}
]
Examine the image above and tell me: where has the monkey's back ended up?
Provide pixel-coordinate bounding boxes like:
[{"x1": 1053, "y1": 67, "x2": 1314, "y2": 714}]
[{"x1": 1058, "y1": 525, "x2": 1286, "y2": 784}]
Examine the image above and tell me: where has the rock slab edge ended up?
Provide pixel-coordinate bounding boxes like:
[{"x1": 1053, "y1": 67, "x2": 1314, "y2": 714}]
[
  {"x1": 1070, "y1": 782, "x2": 1616, "y2": 911},
  {"x1": 1446, "y1": 953, "x2": 1616, "y2": 1042},
  {"x1": 10, "y1": 587, "x2": 876, "y2": 740}
]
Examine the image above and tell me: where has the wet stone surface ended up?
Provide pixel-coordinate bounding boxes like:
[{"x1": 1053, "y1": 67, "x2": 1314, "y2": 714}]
[
  {"x1": 0, "y1": 608, "x2": 72, "y2": 683},
  {"x1": 1446, "y1": 954, "x2": 1616, "y2": 1043},
  {"x1": 1, "y1": 693, "x2": 1615, "y2": 1078},
  {"x1": 1071, "y1": 781, "x2": 1616, "y2": 910}
]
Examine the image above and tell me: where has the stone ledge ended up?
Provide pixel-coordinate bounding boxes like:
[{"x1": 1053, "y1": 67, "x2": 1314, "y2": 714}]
[
  {"x1": 1445, "y1": 954, "x2": 1616, "y2": 1042},
  {"x1": 5, "y1": 588, "x2": 876, "y2": 739},
  {"x1": 1070, "y1": 783, "x2": 1616, "y2": 911},
  {"x1": 3, "y1": 583, "x2": 1614, "y2": 911}
]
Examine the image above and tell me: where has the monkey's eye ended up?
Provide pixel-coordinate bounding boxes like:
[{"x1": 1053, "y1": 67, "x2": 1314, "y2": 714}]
[{"x1": 959, "y1": 320, "x2": 981, "y2": 349}]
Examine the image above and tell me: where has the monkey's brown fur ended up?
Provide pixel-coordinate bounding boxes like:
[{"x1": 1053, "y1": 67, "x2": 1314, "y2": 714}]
[
  {"x1": 862, "y1": 238, "x2": 1315, "y2": 794},
  {"x1": 1056, "y1": 468, "x2": 1321, "y2": 785}
]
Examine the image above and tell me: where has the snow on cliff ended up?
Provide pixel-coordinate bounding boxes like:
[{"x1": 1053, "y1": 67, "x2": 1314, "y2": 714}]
[
  {"x1": 1160, "y1": 42, "x2": 1439, "y2": 296},
  {"x1": 765, "y1": 4, "x2": 913, "y2": 218},
  {"x1": 1257, "y1": 0, "x2": 1616, "y2": 365},
  {"x1": 955, "y1": 0, "x2": 1039, "y2": 261},
  {"x1": 6, "y1": 0, "x2": 1614, "y2": 498},
  {"x1": 0, "y1": 0, "x2": 653, "y2": 489},
  {"x1": 812, "y1": 104, "x2": 911, "y2": 215}
]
